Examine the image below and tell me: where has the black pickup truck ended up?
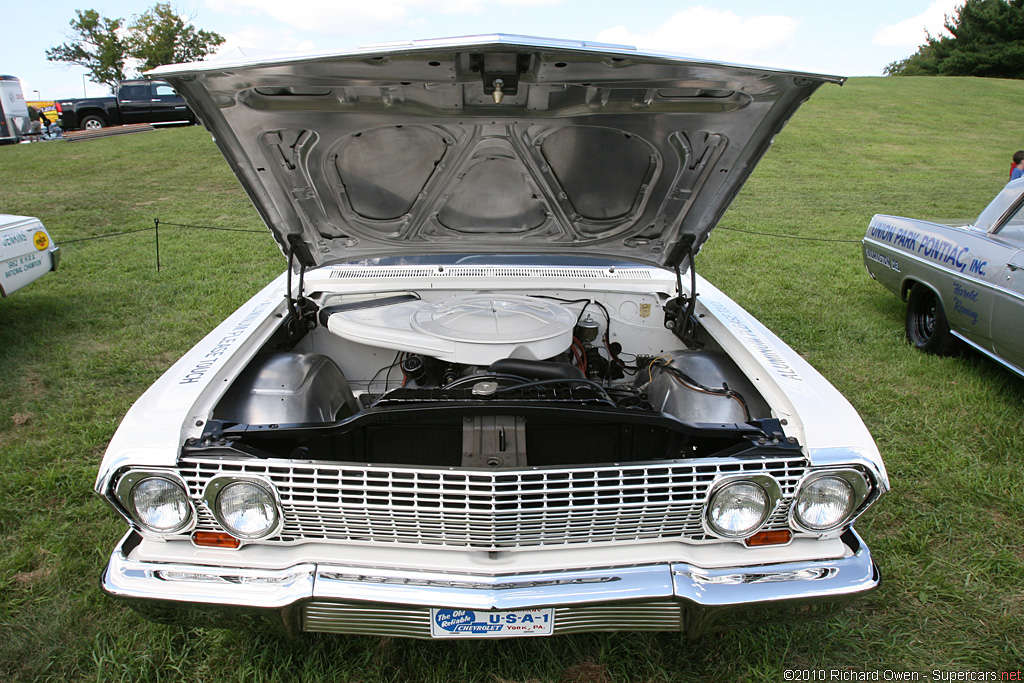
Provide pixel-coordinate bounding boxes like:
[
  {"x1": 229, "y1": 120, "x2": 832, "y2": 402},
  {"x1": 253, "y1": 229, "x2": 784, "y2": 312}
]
[{"x1": 55, "y1": 79, "x2": 195, "y2": 130}]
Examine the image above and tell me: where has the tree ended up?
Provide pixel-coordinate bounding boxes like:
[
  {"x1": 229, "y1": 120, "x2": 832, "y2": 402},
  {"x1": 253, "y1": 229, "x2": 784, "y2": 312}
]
[
  {"x1": 886, "y1": 0, "x2": 1024, "y2": 78},
  {"x1": 47, "y1": 5, "x2": 224, "y2": 91},
  {"x1": 127, "y1": 4, "x2": 224, "y2": 73},
  {"x1": 45, "y1": 9, "x2": 127, "y2": 91},
  {"x1": 884, "y1": 43, "x2": 938, "y2": 76}
]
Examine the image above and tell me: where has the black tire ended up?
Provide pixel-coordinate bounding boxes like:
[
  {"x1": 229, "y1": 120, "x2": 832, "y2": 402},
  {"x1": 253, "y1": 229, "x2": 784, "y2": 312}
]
[
  {"x1": 905, "y1": 283, "x2": 960, "y2": 355},
  {"x1": 79, "y1": 115, "x2": 105, "y2": 131}
]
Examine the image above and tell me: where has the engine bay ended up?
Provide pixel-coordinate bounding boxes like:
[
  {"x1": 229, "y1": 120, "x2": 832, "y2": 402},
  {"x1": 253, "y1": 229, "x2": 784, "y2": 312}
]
[{"x1": 192, "y1": 273, "x2": 793, "y2": 467}]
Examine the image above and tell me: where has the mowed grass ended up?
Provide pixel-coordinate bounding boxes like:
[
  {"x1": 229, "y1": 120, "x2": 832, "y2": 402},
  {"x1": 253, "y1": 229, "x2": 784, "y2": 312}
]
[{"x1": 0, "y1": 76, "x2": 1022, "y2": 681}]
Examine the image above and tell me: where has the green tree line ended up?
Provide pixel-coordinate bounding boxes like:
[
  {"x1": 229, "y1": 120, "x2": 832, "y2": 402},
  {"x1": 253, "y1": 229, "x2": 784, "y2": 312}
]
[
  {"x1": 47, "y1": 3, "x2": 224, "y2": 91},
  {"x1": 886, "y1": 0, "x2": 1024, "y2": 78}
]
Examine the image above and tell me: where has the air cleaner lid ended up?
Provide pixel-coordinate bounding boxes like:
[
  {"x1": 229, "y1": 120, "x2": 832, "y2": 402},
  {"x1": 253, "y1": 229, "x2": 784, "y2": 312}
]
[
  {"x1": 325, "y1": 294, "x2": 576, "y2": 365},
  {"x1": 411, "y1": 295, "x2": 575, "y2": 343}
]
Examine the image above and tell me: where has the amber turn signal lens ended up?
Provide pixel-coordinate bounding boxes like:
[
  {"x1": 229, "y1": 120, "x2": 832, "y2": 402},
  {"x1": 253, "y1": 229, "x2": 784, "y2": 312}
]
[
  {"x1": 192, "y1": 531, "x2": 241, "y2": 549},
  {"x1": 744, "y1": 529, "x2": 792, "y2": 547}
]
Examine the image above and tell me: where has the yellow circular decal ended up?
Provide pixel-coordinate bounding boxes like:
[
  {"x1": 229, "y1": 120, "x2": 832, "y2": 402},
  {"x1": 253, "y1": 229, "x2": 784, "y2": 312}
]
[{"x1": 33, "y1": 231, "x2": 49, "y2": 250}]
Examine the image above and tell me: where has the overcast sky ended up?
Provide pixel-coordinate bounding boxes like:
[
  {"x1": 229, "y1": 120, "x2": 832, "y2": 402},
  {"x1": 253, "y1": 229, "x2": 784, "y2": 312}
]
[{"x1": 3, "y1": 0, "x2": 961, "y2": 101}]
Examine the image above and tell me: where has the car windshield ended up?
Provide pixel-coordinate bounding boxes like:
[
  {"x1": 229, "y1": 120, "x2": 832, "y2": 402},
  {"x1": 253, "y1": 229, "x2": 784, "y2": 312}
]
[{"x1": 974, "y1": 179, "x2": 1024, "y2": 232}]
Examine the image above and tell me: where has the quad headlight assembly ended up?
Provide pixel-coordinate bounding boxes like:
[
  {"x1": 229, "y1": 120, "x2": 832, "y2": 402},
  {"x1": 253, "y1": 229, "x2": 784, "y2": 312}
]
[
  {"x1": 790, "y1": 469, "x2": 872, "y2": 535},
  {"x1": 703, "y1": 474, "x2": 783, "y2": 539},
  {"x1": 702, "y1": 468, "x2": 875, "y2": 542},
  {"x1": 113, "y1": 470, "x2": 195, "y2": 536},
  {"x1": 202, "y1": 476, "x2": 284, "y2": 541}
]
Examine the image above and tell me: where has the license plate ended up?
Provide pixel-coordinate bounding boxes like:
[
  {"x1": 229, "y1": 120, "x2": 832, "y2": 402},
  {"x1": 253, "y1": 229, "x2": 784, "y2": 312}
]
[{"x1": 430, "y1": 608, "x2": 554, "y2": 638}]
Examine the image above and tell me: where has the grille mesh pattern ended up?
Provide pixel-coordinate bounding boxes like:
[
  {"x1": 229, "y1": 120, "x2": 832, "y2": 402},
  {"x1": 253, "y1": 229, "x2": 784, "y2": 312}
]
[
  {"x1": 178, "y1": 456, "x2": 807, "y2": 549},
  {"x1": 301, "y1": 600, "x2": 682, "y2": 636}
]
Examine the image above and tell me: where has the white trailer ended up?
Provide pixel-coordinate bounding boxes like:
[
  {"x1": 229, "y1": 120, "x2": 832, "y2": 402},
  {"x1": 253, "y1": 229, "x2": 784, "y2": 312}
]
[{"x1": 0, "y1": 75, "x2": 29, "y2": 144}]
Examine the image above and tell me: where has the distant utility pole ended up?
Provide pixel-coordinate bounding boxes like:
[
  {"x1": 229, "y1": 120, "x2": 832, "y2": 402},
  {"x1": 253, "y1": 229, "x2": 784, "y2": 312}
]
[{"x1": 82, "y1": 73, "x2": 87, "y2": 97}]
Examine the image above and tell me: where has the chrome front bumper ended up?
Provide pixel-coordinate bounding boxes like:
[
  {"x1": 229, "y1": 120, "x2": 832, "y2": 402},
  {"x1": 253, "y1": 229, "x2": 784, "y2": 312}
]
[{"x1": 101, "y1": 530, "x2": 881, "y2": 639}]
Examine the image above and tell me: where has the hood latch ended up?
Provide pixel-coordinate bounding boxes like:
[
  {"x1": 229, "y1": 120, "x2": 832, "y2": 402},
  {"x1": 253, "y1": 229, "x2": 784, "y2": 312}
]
[{"x1": 469, "y1": 52, "x2": 531, "y2": 104}]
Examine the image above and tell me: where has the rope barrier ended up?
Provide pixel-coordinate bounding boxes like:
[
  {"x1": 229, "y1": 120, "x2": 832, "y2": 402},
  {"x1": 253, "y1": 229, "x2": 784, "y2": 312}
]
[
  {"x1": 60, "y1": 220, "x2": 864, "y2": 246},
  {"x1": 56, "y1": 218, "x2": 270, "y2": 271},
  {"x1": 717, "y1": 226, "x2": 863, "y2": 243},
  {"x1": 59, "y1": 219, "x2": 266, "y2": 245},
  {"x1": 154, "y1": 220, "x2": 265, "y2": 234},
  {"x1": 59, "y1": 227, "x2": 157, "y2": 244},
  {"x1": 54, "y1": 219, "x2": 865, "y2": 272}
]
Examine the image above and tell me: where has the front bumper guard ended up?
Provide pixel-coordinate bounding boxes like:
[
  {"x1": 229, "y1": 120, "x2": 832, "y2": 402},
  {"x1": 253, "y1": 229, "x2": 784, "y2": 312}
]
[{"x1": 101, "y1": 530, "x2": 880, "y2": 638}]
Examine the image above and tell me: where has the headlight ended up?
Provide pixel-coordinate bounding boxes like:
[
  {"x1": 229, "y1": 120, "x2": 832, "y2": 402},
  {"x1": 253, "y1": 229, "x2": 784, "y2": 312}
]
[
  {"x1": 130, "y1": 477, "x2": 192, "y2": 533},
  {"x1": 706, "y1": 480, "x2": 773, "y2": 538},
  {"x1": 793, "y1": 474, "x2": 857, "y2": 531},
  {"x1": 212, "y1": 480, "x2": 280, "y2": 540}
]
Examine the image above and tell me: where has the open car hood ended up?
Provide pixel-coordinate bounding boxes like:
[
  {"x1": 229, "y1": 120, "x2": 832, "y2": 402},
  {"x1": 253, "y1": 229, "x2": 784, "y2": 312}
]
[{"x1": 151, "y1": 35, "x2": 842, "y2": 269}]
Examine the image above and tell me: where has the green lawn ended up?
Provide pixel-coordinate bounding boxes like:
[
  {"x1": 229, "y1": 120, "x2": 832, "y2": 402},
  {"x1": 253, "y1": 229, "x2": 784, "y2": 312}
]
[{"x1": 1, "y1": 76, "x2": 1022, "y2": 681}]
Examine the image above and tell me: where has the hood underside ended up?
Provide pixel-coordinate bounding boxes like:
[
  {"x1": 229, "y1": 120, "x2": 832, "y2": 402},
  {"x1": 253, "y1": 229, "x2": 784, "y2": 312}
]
[{"x1": 151, "y1": 35, "x2": 842, "y2": 269}]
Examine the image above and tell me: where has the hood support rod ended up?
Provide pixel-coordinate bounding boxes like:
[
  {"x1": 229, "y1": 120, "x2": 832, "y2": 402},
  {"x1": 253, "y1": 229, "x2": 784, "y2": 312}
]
[
  {"x1": 284, "y1": 234, "x2": 317, "y2": 343},
  {"x1": 684, "y1": 251, "x2": 700, "y2": 343},
  {"x1": 665, "y1": 236, "x2": 701, "y2": 347}
]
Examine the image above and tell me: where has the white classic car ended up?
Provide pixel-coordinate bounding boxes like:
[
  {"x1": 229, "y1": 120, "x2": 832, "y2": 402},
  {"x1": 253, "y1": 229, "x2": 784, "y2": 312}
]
[
  {"x1": 96, "y1": 36, "x2": 888, "y2": 639},
  {"x1": 865, "y1": 179, "x2": 1024, "y2": 376},
  {"x1": 1, "y1": 214, "x2": 59, "y2": 297}
]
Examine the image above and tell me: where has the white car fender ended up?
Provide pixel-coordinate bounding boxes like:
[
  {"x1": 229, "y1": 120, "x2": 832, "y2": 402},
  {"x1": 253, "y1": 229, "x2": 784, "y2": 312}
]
[
  {"x1": 694, "y1": 276, "x2": 888, "y2": 488},
  {"x1": 95, "y1": 275, "x2": 289, "y2": 493}
]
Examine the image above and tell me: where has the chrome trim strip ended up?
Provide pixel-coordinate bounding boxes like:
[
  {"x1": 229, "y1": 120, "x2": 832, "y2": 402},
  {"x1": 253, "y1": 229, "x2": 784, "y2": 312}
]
[
  {"x1": 314, "y1": 565, "x2": 668, "y2": 610},
  {"x1": 685, "y1": 566, "x2": 837, "y2": 585},
  {"x1": 316, "y1": 571, "x2": 620, "y2": 591},
  {"x1": 987, "y1": 192, "x2": 1024, "y2": 235},
  {"x1": 807, "y1": 447, "x2": 889, "y2": 493},
  {"x1": 672, "y1": 530, "x2": 877, "y2": 607},
  {"x1": 325, "y1": 265, "x2": 657, "y2": 281},
  {"x1": 103, "y1": 535, "x2": 315, "y2": 609},
  {"x1": 950, "y1": 331, "x2": 1024, "y2": 379}
]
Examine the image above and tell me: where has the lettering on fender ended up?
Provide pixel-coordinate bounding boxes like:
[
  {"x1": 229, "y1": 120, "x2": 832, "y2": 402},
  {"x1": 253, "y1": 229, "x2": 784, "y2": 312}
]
[
  {"x1": 868, "y1": 219, "x2": 987, "y2": 274},
  {"x1": 4, "y1": 253, "x2": 41, "y2": 278},
  {"x1": 869, "y1": 221, "x2": 920, "y2": 251},
  {"x1": 864, "y1": 248, "x2": 900, "y2": 272},
  {"x1": 952, "y1": 282, "x2": 980, "y2": 326},
  {"x1": 704, "y1": 300, "x2": 803, "y2": 381},
  {"x1": 179, "y1": 300, "x2": 273, "y2": 384},
  {"x1": 2, "y1": 231, "x2": 28, "y2": 248}
]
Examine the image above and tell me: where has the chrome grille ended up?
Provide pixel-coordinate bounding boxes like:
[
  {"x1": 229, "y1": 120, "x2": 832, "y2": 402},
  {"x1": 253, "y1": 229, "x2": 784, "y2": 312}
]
[
  {"x1": 303, "y1": 603, "x2": 432, "y2": 638},
  {"x1": 301, "y1": 600, "x2": 682, "y2": 637},
  {"x1": 178, "y1": 456, "x2": 807, "y2": 549}
]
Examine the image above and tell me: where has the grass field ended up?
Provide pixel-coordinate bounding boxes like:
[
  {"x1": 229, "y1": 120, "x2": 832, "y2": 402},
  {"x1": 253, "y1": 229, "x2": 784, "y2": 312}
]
[{"x1": 1, "y1": 76, "x2": 1023, "y2": 681}]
